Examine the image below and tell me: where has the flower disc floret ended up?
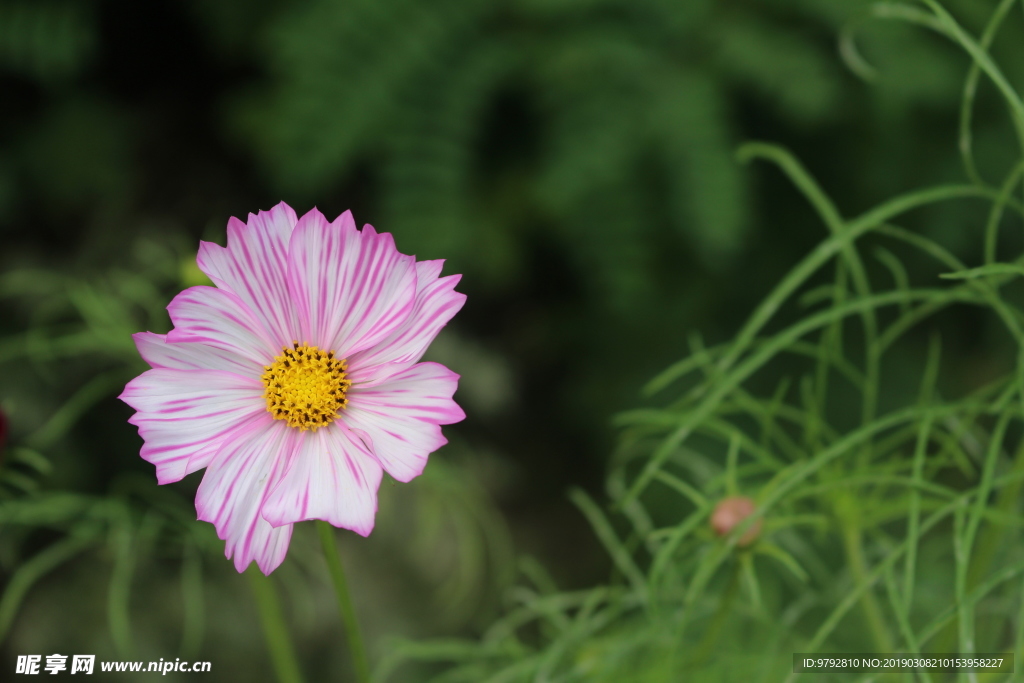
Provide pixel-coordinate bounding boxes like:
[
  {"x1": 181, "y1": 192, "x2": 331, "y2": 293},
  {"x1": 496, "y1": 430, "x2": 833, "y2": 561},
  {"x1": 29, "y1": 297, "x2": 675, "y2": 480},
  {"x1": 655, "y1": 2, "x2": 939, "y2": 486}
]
[{"x1": 261, "y1": 342, "x2": 351, "y2": 431}]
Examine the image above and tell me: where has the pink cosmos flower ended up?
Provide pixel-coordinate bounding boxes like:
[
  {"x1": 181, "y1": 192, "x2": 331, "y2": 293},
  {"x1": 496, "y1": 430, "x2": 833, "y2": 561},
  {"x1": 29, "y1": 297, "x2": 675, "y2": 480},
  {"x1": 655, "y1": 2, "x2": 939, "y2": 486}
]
[{"x1": 120, "y1": 203, "x2": 466, "y2": 574}]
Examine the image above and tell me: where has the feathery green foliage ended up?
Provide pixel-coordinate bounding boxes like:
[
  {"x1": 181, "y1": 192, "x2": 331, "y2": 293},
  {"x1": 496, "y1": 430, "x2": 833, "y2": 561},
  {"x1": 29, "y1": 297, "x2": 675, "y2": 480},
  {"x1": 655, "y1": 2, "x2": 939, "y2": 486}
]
[{"x1": 379, "y1": 2, "x2": 1024, "y2": 680}]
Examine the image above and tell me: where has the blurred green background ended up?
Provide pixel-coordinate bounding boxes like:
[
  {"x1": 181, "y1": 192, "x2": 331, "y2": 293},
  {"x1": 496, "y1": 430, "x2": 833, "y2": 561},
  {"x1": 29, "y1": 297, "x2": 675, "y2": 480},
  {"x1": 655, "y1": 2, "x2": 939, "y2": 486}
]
[{"x1": 1, "y1": 0, "x2": 1023, "y2": 681}]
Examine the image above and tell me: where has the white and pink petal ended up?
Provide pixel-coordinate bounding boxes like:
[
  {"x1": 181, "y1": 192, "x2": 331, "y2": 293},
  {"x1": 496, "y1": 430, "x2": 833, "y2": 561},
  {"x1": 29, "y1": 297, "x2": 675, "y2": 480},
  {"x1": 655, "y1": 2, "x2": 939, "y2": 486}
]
[
  {"x1": 261, "y1": 425, "x2": 382, "y2": 536},
  {"x1": 195, "y1": 415, "x2": 296, "y2": 574},
  {"x1": 133, "y1": 332, "x2": 259, "y2": 378},
  {"x1": 166, "y1": 286, "x2": 278, "y2": 365},
  {"x1": 119, "y1": 368, "x2": 266, "y2": 484},
  {"x1": 347, "y1": 259, "x2": 466, "y2": 385},
  {"x1": 196, "y1": 203, "x2": 300, "y2": 346},
  {"x1": 287, "y1": 210, "x2": 417, "y2": 358},
  {"x1": 342, "y1": 362, "x2": 465, "y2": 482}
]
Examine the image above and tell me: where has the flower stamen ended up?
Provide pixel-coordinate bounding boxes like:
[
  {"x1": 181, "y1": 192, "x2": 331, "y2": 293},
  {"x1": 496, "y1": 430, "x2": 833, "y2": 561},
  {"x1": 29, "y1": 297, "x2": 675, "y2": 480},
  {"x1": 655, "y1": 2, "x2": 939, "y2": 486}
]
[{"x1": 261, "y1": 342, "x2": 351, "y2": 431}]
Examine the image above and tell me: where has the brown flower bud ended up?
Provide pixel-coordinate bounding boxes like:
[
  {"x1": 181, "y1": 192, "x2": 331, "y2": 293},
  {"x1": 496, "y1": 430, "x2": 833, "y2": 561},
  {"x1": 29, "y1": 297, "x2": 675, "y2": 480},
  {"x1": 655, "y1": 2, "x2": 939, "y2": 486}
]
[{"x1": 711, "y1": 495, "x2": 761, "y2": 547}]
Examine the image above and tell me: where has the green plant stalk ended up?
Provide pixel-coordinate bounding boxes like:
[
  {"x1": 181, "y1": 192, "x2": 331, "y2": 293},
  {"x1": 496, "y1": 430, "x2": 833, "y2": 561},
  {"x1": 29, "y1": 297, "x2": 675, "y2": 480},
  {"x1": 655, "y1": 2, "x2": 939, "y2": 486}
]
[
  {"x1": 953, "y1": 507, "x2": 977, "y2": 683},
  {"x1": 841, "y1": 518, "x2": 892, "y2": 653},
  {"x1": 968, "y1": 441, "x2": 1024, "y2": 589},
  {"x1": 918, "y1": 0, "x2": 1024, "y2": 158},
  {"x1": 962, "y1": 406, "x2": 1014, "y2": 577},
  {"x1": 688, "y1": 560, "x2": 741, "y2": 670},
  {"x1": 248, "y1": 568, "x2": 305, "y2": 683},
  {"x1": 318, "y1": 521, "x2": 370, "y2": 683},
  {"x1": 949, "y1": 431, "x2": 1024, "y2": 658},
  {"x1": 884, "y1": 564, "x2": 933, "y2": 683},
  {"x1": 958, "y1": 0, "x2": 1019, "y2": 187}
]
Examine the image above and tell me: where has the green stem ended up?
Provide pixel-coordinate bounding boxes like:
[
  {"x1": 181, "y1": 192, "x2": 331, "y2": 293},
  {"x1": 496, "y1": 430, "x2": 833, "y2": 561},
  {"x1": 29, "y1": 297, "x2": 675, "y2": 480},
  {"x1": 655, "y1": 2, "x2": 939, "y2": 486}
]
[
  {"x1": 318, "y1": 521, "x2": 370, "y2": 683},
  {"x1": 841, "y1": 513, "x2": 892, "y2": 653},
  {"x1": 688, "y1": 560, "x2": 741, "y2": 670},
  {"x1": 967, "y1": 439, "x2": 1024, "y2": 590},
  {"x1": 248, "y1": 568, "x2": 305, "y2": 683}
]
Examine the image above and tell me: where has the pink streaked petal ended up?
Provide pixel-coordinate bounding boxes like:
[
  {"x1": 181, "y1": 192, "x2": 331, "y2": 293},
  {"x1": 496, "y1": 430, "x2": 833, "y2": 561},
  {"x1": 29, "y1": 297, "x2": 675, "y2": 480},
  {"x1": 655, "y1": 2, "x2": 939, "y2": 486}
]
[
  {"x1": 287, "y1": 209, "x2": 417, "y2": 357},
  {"x1": 185, "y1": 406, "x2": 272, "y2": 475},
  {"x1": 133, "y1": 332, "x2": 259, "y2": 378},
  {"x1": 195, "y1": 414, "x2": 296, "y2": 574},
  {"x1": 119, "y1": 369, "x2": 266, "y2": 484},
  {"x1": 196, "y1": 203, "x2": 300, "y2": 345},
  {"x1": 261, "y1": 425, "x2": 382, "y2": 535},
  {"x1": 341, "y1": 362, "x2": 465, "y2": 483},
  {"x1": 347, "y1": 259, "x2": 466, "y2": 385},
  {"x1": 166, "y1": 286, "x2": 278, "y2": 365}
]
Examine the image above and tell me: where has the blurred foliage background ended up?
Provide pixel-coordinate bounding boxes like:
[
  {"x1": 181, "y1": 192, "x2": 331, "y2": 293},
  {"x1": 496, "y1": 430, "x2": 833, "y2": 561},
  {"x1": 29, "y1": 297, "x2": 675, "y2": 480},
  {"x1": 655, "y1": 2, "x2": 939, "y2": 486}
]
[{"x1": 2, "y1": 0, "x2": 1024, "y2": 681}]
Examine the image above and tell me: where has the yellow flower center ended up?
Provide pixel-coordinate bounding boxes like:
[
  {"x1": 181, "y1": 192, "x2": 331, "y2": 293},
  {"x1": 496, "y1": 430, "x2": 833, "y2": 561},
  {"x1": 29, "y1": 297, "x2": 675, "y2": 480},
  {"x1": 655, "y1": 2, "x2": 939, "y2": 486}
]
[{"x1": 261, "y1": 342, "x2": 351, "y2": 431}]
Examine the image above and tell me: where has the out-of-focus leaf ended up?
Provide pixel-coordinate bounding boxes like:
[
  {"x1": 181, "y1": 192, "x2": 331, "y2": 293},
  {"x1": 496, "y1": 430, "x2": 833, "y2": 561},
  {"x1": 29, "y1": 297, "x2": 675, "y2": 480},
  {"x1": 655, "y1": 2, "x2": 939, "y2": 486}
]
[{"x1": 0, "y1": 0, "x2": 95, "y2": 84}]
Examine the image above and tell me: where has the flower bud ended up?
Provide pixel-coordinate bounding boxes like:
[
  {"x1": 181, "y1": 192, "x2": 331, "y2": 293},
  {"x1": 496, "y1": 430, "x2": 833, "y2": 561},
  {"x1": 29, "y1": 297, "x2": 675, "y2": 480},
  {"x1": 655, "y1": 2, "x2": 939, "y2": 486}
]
[{"x1": 711, "y1": 495, "x2": 761, "y2": 547}]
